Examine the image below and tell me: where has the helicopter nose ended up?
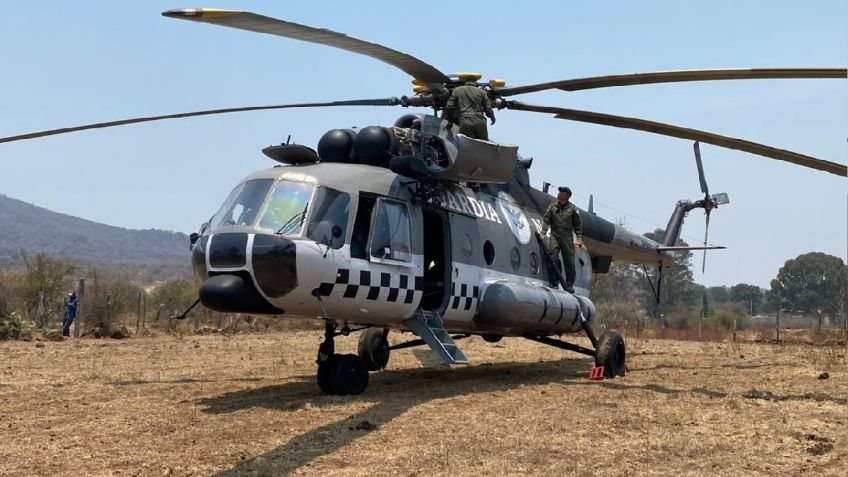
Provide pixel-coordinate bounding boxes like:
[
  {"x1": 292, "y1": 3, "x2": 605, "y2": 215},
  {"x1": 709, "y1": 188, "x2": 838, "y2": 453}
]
[
  {"x1": 199, "y1": 274, "x2": 283, "y2": 314},
  {"x1": 209, "y1": 233, "x2": 249, "y2": 268},
  {"x1": 251, "y1": 234, "x2": 298, "y2": 298},
  {"x1": 195, "y1": 233, "x2": 298, "y2": 313}
]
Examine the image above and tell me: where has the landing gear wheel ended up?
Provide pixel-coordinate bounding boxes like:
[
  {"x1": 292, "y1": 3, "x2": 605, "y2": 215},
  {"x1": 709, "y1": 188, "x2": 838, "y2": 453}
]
[
  {"x1": 358, "y1": 328, "x2": 390, "y2": 371},
  {"x1": 317, "y1": 354, "x2": 339, "y2": 394},
  {"x1": 594, "y1": 330, "x2": 626, "y2": 378},
  {"x1": 331, "y1": 354, "x2": 369, "y2": 395}
]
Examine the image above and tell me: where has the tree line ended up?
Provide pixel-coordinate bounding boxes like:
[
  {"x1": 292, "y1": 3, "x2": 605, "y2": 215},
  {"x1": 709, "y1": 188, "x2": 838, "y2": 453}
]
[
  {"x1": 591, "y1": 230, "x2": 847, "y2": 336},
  {"x1": 0, "y1": 252, "x2": 199, "y2": 339}
]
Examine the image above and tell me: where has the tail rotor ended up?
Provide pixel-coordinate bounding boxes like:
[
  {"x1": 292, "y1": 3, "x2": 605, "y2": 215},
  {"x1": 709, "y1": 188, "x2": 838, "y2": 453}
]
[{"x1": 693, "y1": 142, "x2": 728, "y2": 272}]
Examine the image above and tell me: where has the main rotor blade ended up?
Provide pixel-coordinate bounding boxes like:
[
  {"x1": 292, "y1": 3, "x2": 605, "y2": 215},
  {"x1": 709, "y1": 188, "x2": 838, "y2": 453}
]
[
  {"x1": 0, "y1": 98, "x2": 400, "y2": 144},
  {"x1": 162, "y1": 9, "x2": 451, "y2": 86},
  {"x1": 505, "y1": 102, "x2": 847, "y2": 177},
  {"x1": 495, "y1": 68, "x2": 847, "y2": 96},
  {"x1": 694, "y1": 141, "x2": 709, "y2": 196}
]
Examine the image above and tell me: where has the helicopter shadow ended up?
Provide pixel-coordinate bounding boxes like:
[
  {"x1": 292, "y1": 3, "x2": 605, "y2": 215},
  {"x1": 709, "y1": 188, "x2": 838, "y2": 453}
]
[
  {"x1": 202, "y1": 357, "x2": 587, "y2": 476},
  {"x1": 202, "y1": 358, "x2": 734, "y2": 476}
]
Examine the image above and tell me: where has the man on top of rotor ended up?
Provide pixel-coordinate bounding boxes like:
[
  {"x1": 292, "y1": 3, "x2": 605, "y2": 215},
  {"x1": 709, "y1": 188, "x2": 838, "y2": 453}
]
[
  {"x1": 444, "y1": 81, "x2": 496, "y2": 140},
  {"x1": 538, "y1": 186, "x2": 583, "y2": 293}
]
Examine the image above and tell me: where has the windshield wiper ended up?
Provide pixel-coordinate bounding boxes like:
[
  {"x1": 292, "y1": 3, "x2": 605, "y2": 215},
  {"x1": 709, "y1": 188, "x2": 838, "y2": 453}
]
[{"x1": 275, "y1": 207, "x2": 307, "y2": 235}]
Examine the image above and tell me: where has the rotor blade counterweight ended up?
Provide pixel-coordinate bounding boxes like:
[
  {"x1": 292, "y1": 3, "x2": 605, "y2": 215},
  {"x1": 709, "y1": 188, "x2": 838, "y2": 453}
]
[
  {"x1": 495, "y1": 68, "x2": 848, "y2": 96},
  {"x1": 504, "y1": 102, "x2": 847, "y2": 177},
  {"x1": 162, "y1": 9, "x2": 451, "y2": 86},
  {"x1": 0, "y1": 99, "x2": 400, "y2": 144}
]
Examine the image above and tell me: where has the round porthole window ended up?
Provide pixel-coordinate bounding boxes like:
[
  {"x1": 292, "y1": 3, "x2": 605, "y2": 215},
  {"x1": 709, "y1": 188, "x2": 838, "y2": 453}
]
[
  {"x1": 483, "y1": 240, "x2": 495, "y2": 265},
  {"x1": 529, "y1": 251, "x2": 539, "y2": 275},
  {"x1": 510, "y1": 247, "x2": 521, "y2": 270}
]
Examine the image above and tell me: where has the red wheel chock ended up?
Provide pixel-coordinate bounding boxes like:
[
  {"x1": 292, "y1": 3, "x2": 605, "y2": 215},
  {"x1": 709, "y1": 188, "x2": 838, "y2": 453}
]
[{"x1": 589, "y1": 365, "x2": 605, "y2": 380}]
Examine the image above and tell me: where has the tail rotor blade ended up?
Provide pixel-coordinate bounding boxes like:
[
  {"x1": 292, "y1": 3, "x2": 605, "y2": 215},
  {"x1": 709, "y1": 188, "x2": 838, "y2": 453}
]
[
  {"x1": 694, "y1": 141, "x2": 709, "y2": 196},
  {"x1": 701, "y1": 211, "x2": 711, "y2": 273}
]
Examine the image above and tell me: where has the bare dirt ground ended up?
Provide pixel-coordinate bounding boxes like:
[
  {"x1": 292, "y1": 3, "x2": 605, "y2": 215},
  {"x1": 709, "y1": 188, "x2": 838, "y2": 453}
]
[{"x1": 1, "y1": 330, "x2": 845, "y2": 476}]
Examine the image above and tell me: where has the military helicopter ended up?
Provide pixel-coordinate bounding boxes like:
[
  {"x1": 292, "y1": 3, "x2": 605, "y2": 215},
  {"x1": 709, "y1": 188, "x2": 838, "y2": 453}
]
[{"x1": 3, "y1": 9, "x2": 845, "y2": 396}]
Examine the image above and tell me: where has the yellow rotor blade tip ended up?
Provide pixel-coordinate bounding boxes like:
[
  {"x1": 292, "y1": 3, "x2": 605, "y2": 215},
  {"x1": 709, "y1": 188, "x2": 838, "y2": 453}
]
[{"x1": 162, "y1": 8, "x2": 240, "y2": 19}]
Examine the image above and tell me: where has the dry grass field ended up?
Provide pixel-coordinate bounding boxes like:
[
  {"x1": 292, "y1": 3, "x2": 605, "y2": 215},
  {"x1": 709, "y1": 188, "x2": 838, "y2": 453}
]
[{"x1": 1, "y1": 329, "x2": 845, "y2": 476}]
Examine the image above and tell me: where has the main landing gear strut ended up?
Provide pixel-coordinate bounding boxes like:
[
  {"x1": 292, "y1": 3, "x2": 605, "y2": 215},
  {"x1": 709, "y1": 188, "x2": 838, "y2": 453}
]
[
  {"x1": 315, "y1": 323, "x2": 395, "y2": 395},
  {"x1": 529, "y1": 234, "x2": 628, "y2": 378},
  {"x1": 524, "y1": 330, "x2": 627, "y2": 378}
]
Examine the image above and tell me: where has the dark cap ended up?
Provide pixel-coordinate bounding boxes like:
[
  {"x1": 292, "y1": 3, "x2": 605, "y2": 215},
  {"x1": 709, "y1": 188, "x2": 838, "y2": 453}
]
[{"x1": 558, "y1": 186, "x2": 572, "y2": 194}]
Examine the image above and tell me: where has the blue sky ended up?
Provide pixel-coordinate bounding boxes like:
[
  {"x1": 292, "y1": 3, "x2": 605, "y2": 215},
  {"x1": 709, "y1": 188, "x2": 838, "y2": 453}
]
[{"x1": 1, "y1": 1, "x2": 845, "y2": 288}]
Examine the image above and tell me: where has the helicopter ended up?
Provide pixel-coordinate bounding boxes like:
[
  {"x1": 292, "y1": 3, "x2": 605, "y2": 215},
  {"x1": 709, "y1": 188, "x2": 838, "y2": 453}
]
[{"x1": 2, "y1": 9, "x2": 845, "y2": 396}]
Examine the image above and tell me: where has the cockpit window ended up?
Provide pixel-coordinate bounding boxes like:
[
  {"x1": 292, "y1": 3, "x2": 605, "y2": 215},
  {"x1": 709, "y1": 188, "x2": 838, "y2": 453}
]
[
  {"x1": 306, "y1": 187, "x2": 350, "y2": 249},
  {"x1": 258, "y1": 180, "x2": 315, "y2": 234},
  {"x1": 212, "y1": 178, "x2": 274, "y2": 228}
]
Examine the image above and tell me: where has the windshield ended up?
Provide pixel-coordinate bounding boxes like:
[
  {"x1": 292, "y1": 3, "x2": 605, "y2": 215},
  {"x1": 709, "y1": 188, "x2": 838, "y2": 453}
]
[
  {"x1": 211, "y1": 178, "x2": 274, "y2": 229},
  {"x1": 257, "y1": 180, "x2": 315, "y2": 234}
]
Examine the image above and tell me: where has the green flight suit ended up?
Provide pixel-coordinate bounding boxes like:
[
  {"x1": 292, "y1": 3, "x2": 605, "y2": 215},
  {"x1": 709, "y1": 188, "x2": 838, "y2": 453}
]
[
  {"x1": 445, "y1": 82, "x2": 492, "y2": 140},
  {"x1": 540, "y1": 201, "x2": 583, "y2": 287}
]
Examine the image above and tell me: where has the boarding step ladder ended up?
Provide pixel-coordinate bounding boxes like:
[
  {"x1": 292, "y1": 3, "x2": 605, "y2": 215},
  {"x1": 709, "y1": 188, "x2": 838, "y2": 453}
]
[{"x1": 402, "y1": 309, "x2": 469, "y2": 365}]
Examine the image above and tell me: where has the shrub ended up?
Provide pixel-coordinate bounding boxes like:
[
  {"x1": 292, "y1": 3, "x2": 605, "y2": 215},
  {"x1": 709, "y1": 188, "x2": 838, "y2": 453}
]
[
  {"x1": 0, "y1": 311, "x2": 31, "y2": 340},
  {"x1": 706, "y1": 303, "x2": 750, "y2": 331}
]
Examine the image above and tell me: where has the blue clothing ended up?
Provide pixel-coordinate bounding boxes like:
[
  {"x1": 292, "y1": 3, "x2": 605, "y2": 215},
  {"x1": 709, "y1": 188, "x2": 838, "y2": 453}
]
[{"x1": 62, "y1": 297, "x2": 78, "y2": 337}]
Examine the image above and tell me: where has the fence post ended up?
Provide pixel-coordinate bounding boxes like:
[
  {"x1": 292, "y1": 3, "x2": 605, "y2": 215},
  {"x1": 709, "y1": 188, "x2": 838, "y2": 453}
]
[
  {"x1": 141, "y1": 293, "x2": 146, "y2": 330},
  {"x1": 37, "y1": 291, "x2": 46, "y2": 331},
  {"x1": 107, "y1": 294, "x2": 112, "y2": 325},
  {"x1": 154, "y1": 304, "x2": 165, "y2": 327},
  {"x1": 136, "y1": 291, "x2": 143, "y2": 333},
  {"x1": 74, "y1": 279, "x2": 84, "y2": 338},
  {"x1": 776, "y1": 309, "x2": 780, "y2": 342},
  {"x1": 732, "y1": 317, "x2": 737, "y2": 343}
]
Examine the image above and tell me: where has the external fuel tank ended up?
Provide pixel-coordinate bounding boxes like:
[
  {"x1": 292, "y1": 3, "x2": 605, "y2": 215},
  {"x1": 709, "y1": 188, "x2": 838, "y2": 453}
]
[{"x1": 476, "y1": 281, "x2": 596, "y2": 334}]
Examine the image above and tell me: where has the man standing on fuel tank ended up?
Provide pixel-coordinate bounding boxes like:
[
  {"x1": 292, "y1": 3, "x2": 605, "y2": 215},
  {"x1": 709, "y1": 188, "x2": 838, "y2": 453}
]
[{"x1": 538, "y1": 186, "x2": 583, "y2": 293}]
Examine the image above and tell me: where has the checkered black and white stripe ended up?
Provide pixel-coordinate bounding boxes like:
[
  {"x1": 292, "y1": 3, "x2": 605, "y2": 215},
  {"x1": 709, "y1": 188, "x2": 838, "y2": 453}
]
[
  {"x1": 316, "y1": 268, "x2": 423, "y2": 304},
  {"x1": 450, "y1": 282, "x2": 480, "y2": 311}
]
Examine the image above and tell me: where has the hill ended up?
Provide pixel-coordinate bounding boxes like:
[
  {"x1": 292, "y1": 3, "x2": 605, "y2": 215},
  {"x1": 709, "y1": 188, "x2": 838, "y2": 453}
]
[{"x1": 0, "y1": 194, "x2": 191, "y2": 283}]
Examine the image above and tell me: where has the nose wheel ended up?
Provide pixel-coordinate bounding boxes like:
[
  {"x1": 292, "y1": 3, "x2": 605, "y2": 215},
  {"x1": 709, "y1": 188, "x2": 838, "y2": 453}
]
[{"x1": 316, "y1": 322, "x2": 370, "y2": 395}]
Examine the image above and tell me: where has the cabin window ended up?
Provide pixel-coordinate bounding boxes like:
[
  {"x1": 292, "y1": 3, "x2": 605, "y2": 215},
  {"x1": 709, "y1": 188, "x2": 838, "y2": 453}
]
[
  {"x1": 306, "y1": 187, "x2": 350, "y2": 249},
  {"x1": 212, "y1": 178, "x2": 274, "y2": 229},
  {"x1": 483, "y1": 240, "x2": 495, "y2": 266},
  {"x1": 370, "y1": 199, "x2": 412, "y2": 262},
  {"x1": 529, "y1": 251, "x2": 539, "y2": 275},
  {"x1": 510, "y1": 247, "x2": 521, "y2": 270},
  {"x1": 257, "y1": 180, "x2": 315, "y2": 234}
]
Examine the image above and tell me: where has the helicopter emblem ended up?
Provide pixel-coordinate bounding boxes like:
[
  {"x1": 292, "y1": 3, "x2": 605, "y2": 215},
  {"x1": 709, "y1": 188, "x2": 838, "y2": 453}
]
[{"x1": 497, "y1": 191, "x2": 532, "y2": 245}]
